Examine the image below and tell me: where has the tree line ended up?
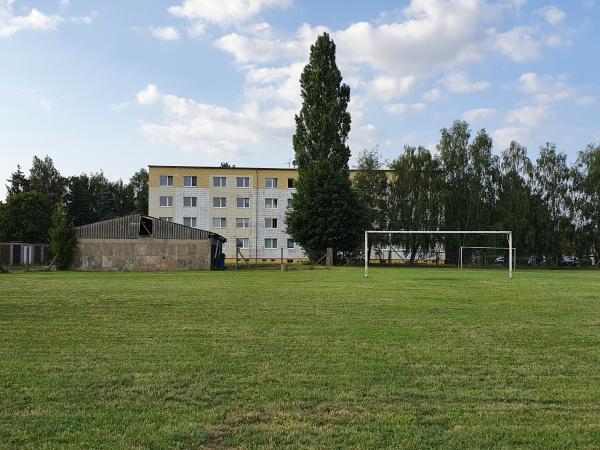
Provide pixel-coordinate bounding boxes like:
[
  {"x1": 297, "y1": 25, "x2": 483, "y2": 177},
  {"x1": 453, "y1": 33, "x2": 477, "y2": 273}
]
[
  {"x1": 0, "y1": 156, "x2": 148, "y2": 244},
  {"x1": 353, "y1": 123, "x2": 600, "y2": 266},
  {"x1": 287, "y1": 33, "x2": 599, "y2": 267}
]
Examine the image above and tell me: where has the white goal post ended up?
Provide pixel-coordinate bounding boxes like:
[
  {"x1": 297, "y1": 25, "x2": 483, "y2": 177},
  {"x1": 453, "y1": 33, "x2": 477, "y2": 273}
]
[{"x1": 364, "y1": 230, "x2": 513, "y2": 279}]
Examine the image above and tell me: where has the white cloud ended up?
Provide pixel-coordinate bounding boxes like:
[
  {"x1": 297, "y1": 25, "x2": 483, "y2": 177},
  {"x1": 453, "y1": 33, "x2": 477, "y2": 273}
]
[
  {"x1": 217, "y1": 32, "x2": 304, "y2": 64},
  {"x1": 168, "y1": 0, "x2": 291, "y2": 27},
  {"x1": 150, "y1": 26, "x2": 180, "y2": 41},
  {"x1": 441, "y1": 72, "x2": 490, "y2": 94},
  {"x1": 244, "y1": 62, "x2": 303, "y2": 106},
  {"x1": 423, "y1": 88, "x2": 444, "y2": 102},
  {"x1": 463, "y1": 108, "x2": 495, "y2": 122},
  {"x1": 142, "y1": 0, "x2": 581, "y2": 158},
  {"x1": 491, "y1": 26, "x2": 542, "y2": 61},
  {"x1": 519, "y1": 73, "x2": 595, "y2": 105},
  {"x1": 506, "y1": 105, "x2": 551, "y2": 127},
  {"x1": 215, "y1": 0, "x2": 527, "y2": 76},
  {"x1": 536, "y1": 6, "x2": 566, "y2": 25},
  {"x1": 331, "y1": 0, "x2": 499, "y2": 76},
  {"x1": 59, "y1": 0, "x2": 69, "y2": 9},
  {"x1": 385, "y1": 102, "x2": 426, "y2": 115},
  {"x1": 209, "y1": 0, "x2": 573, "y2": 138},
  {"x1": 137, "y1": 84, "x2": 161, "y2": 105},
  {"x1": 136, "y1": 84, "x2": 295, "y2": 156},
  {"x1": 492, "y1": 126, "x2": 533, "y2": 149},
  {"x1": 186, "y1": 22, "x2": 205, "y2": 37},
  {"x1": 0, "y1": 1, "x2": 62, "y2": 38},
  {"x1": 368, "y1": 75, "x2": 416, "y2": 101}
]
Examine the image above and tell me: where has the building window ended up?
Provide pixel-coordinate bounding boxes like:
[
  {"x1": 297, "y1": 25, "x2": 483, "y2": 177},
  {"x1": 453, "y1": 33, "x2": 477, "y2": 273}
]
[
  {"x1": 264, "y1": 238, "x2": 278, "y2": 249},
  {"x1": 287, "y1": 239, "x2": 295, "y2": 249},
  {"x1": 265, "y1": 178, "x2": 278, "y2": 188},
  {"x1": 265, "y1": 198, "x2": 278, "y2": 209},
  {"x1": 159, "y1": 217, "x2": 173, "y2": 222},
  {"x1": 265, "y1": 218, "x2": 278, "y2": 229},
  {"x1": 212, "y1": 217, "x2": 227, "y2": 228},
  {"x1": 287, "y1": 198, "x2": 293, "y2": 208},
  {"x1": 159, "y1": 196, "x2": 173, "y2": 207},
  {"x1": 236, "y1": 238, "x2": 249, "y2": 249},
  {"x1": 183, "y1": 196, "x2": 197, "y2": 207},
  {"x1": 237, "y1": 197, "x2": 250, "y2": 208},
  {"x1": 183, "y1": 217, "x2": 197, "y2": 228},
  {"x1": 213, "y1": 176, "x2": 226, "y2": 187},
  {"x1": 288, "y1": 178, "x2": 295, "y2": 188},
  {"x1": 236, "y1": 218, "x2": 250, "y2": 228},
  {"x1": 213, "y1": 197, "x2": 226, "y2": 208},
  {"x1": 159, "y1": 175, "x2": 173, "y2": 187},
  {"x1": 236, "y1": 177, "x2": 250, "y2": 188},
  {"x1": 183, "y1": 176, "x2": 197, "y2": 187}
]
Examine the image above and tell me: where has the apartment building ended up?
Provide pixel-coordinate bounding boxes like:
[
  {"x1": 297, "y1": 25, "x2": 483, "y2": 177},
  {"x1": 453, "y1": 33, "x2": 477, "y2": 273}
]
[{"x1": 148, "y1": 165, "x2": 305, "y2": 261}]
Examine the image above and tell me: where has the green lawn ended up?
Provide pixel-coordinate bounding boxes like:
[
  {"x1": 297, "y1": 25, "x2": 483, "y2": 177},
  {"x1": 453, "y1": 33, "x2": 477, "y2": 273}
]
[{"x1": 1, "y1": 268, "x2": 599, "y2": 449}]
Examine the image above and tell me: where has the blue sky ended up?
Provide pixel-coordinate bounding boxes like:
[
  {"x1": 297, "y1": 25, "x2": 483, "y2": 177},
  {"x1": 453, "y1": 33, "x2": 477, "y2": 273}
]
[{"x1": 1, "y1": 0, "x2": 599, "y2": 197}]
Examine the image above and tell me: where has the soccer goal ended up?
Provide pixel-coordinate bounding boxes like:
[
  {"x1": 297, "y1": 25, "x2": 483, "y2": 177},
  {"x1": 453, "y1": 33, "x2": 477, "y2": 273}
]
[{"x1": 364, "y1": 230, "x2": 514, "y2": 279}]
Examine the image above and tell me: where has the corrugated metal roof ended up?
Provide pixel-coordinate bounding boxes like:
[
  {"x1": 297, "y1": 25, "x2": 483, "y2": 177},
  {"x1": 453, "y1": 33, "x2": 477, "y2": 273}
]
[{"x1": 75, "y1": 215, "x2": 226, "y2": 242}]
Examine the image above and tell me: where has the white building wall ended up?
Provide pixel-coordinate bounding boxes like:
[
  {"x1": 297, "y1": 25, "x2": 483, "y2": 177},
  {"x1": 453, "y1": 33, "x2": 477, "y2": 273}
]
[
  {"x1": 256, "y1": 188, "x2": 304, "y2": 260},
  {"x1": 174, "y1": 188, "x2": 209, "y2": 230},
  {"x1": 149, "y1": 174, "x2": 308, "y2": 261}
]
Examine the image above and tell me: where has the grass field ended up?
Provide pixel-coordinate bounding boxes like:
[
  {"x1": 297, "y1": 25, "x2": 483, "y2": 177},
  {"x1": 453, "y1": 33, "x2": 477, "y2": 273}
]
[{"x1": 1, "y1": 268, "x2": 599, "y2": 449}]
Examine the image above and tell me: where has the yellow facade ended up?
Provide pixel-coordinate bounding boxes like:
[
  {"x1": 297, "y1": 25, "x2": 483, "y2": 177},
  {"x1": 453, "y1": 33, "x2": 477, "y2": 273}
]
[{"x1": 148, "y1": 166, "x2": 299, "y2": 190}]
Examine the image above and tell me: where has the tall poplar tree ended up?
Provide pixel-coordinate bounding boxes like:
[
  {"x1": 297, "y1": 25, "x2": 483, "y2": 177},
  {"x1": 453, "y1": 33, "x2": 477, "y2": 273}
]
[{"x1": 286, "y1": 33, "x2": 364, "y2": 261}]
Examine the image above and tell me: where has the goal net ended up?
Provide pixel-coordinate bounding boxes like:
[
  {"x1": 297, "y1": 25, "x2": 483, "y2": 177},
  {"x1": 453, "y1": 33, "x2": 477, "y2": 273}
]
[{"x1": 364, "y1": 230, "x2": 513, "y2": 279}]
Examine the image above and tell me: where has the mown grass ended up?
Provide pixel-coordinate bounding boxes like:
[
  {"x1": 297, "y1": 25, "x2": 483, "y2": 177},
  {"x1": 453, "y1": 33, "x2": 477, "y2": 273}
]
[{"x1": 1, "y1": 268, "x2": 599, "y2": 449}]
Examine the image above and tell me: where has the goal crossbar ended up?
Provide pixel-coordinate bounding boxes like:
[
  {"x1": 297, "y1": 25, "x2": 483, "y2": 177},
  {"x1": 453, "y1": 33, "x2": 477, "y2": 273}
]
[{"x1": 364, "y1": 230, "x2": 513, "y2": 279}]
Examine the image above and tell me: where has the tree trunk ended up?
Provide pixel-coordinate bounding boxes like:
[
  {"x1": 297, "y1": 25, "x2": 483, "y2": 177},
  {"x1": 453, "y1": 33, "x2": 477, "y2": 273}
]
[{"x1": 410, "y1": 246, "x2": 417, "y2": 265}]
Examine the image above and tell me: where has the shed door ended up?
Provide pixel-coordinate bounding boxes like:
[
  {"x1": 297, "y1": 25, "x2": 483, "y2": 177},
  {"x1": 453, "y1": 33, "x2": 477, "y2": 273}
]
[{"x1": 12, "y1": 245, "x2": 21, "y2": 265}]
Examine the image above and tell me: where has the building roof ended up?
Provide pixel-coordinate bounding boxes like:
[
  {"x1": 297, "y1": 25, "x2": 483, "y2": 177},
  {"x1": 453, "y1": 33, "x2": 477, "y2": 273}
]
[
  {"x1": 147, "y1": 165, "x2": 389, "y2": 174},
  {"x1": 75, "y1": 214, "x2": 226, "y2": 242},
  {"x1": 148, "y1": 164, "x2": 299, "y2": 171}
]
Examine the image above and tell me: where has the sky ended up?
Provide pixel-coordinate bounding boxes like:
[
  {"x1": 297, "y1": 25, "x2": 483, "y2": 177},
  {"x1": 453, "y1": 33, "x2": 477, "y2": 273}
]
[{"x1": 1, "y1": 0, "x2": 599, "y2": 198}]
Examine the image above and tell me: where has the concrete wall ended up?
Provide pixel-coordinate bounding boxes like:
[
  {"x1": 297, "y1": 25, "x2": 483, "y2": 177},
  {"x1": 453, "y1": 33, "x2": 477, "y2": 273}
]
[{"x1": 72, "y1": 238, "x2": 212, "y2": 272}]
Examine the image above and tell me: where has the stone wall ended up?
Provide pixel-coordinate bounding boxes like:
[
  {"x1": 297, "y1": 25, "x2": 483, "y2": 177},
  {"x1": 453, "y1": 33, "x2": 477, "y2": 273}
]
[{"x1": 72, "y1": 238, "x2": 212, "y2": 272}]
